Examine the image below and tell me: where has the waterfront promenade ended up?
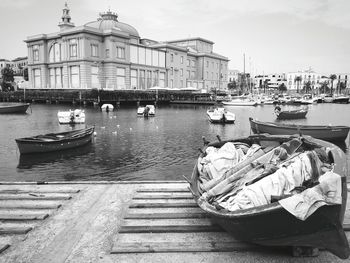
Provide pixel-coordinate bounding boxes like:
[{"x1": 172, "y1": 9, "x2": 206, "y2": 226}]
[{"x1": 0, "y1": 181, "x2": 349, "y2": 263}]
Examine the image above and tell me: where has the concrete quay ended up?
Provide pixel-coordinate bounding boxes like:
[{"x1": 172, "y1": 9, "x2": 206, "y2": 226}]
[{"x1": 0, "y1": 181, "x2": 349, "y2": 263}]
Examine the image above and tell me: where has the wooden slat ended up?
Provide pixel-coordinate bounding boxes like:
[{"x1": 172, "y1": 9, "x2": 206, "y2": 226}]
[
  {"x1": 0, "y1": 189, "x2": 80, "y2": 194},
  {"x1": 0, "y1": 226, "x2": 32, "y2": 235},
  {"x1": 0, "y1": 203, "x2": 62, "y2": 210},
  {"x1": 0, "y1": 213, "x2": 49, "y2": 220},
  {"x1": 0, "y1": 243, "x2": 10, "y2": 254},
  {"x1": 0, "y1": 194, "x2": 71, "y2": 201},
  {"x1": 119, "y1": 225, "x2": 223, "y2": 233},
  {"x1": 111, "y1": 241, "x2": 256, "y2": 253},
  {"x1": 125, "y1": 212, "x2": 208, "y2": 219},
  {"x1": 137, "y1": 188, "x2": 190, "y2": 193},
  {"x1": 133, "y1": 194, "x2": 193, "y2": 200},
  {"x1": 129, "y1": 202, "x2": 198, "y2": 208}
]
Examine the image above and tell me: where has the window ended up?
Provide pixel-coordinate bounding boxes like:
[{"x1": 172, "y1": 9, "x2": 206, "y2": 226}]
[
  {"x1": 49, "y1": 43, "x2": 61, "y2": 62},
  {"x1": 206, "y1": 61, "x2": 209, "y2": 67},
  {"x1": 70, "y1": 66, "x2": 80, "y2": 88},
  {"x1": 159, "y1": 72, "x2": 165, "y2": 88},
  {"x1": 131, "y1": 69, "x2": 138, "y2": 89},
  {"x1": 49, "y1": 68, "x2": 62, "y2": 88},
  {"x1": 138, "y1": 47, "x2": 145, "y2": 64},
  {"x1": 146, "y1": 71, "x2": 152, "y2": 89},
  {"x1": 152, "y1": 70, "x2": 158, "y2": 87},
  {"x1": 130, "y1": 45, "x2": 138, "y2": 63},
  {"x1": 187, "y1": 59, "x2": 190, "y2": 66},
  {"x1": 69, "y1": 40, "x2": 77, "y2": 58},
  {"x1": 170, "y1": 54, "x2": 174, "y2": 63},
  {"x1": 152, "y1": 50, "x2": 159, "y2": 66},
  {"x1": 33, "y1": 45, "x2": 39, "y2": 62},
  {"x1": 191, "y1": 60, "x2": 195, "y2": 67},
  {"x1": 187, "y1": 70, "x2": 190, "y2": 78},
  {"x1": 191, "y1": 71, "x2": 195, "y2": 78},
  {"x1": 170, "y1": 67, "x2": 173, "y2": 75},
  {"x1": 33, "y1": 69, "x2": 41, "y2": 88},
  {"x1": 146, "y1": 49, "x2": 152, "y2": 65},
  {"x1": 206, "y1": 71, "x2": 209, "y2": 79},
  {"x1": 91, "y1": 44, "x2": 98, "y2": 57},
  {"x1": 106, "y1": 49, "x2": 110, "y2": 58},
  {"x1": 117, "y1": 67, "x2": 126, "y2": 89},
  {"x1": 117, "y1": 47, "x2": 125, "y2": 59},
  {"x1": 91, "y1": 66, "x2": 99, "y2": 88},
  {"x1": 170, "y1": 79, "x2": 173, "y2": 88},
  {"x1": 139, "y1": 70, "x2": 145, "y2": 89},
  {"x1": 180, "y1": 80, "x2": 183, "y2": 88},
  {"x1": 180, "y1": 69, "x2": 183, "y2": 77},
  {"x1": 180, "y1": 56, "x2": 183, "y2": 64}
]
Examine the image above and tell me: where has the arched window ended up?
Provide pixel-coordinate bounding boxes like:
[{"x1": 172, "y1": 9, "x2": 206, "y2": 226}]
[{"x1": 49, "y1": 43, "x2": 61, "y2": 62}]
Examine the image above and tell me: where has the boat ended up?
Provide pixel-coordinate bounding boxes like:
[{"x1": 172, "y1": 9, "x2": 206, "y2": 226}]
[
  {"x1": 207, "y1": 107, "x2": 235, "y2": 124},
  {"x1": 323, "y1": 94, "x2": 334, "y2": 103},
  {"x1": 57, "y1": 109, "x2": 85, "y2": 124},
  {"x1": 101, "y1": 104, "x2": 114, "y2": 112},
  {"x1": 249, "y1": 117, "x2": 350, "y2": 142},
  {"x1": 222, "y1": 99, "x2": 257, "y2": 106},
  {"x1": 0, "y1": 102, "x2": 30, "y2": 114},
  {"x1": 188, "y1": 133, "x2": 350, "y2": 259},
  {"x1": 300, "y1": 94, "x2": 317, "y2": 105},
  {"x1": 333, "y1": 95, "x2": 350, "y2": 104},
  {"x1": 137, "y1": 105, "x2": 155, "y2": 117},
  {"x1": 274, "y1": 106, "x2": 308, "y2": 120},
  {"x1": 15, "y1": 126, "x2": 95, "y2": 155}
]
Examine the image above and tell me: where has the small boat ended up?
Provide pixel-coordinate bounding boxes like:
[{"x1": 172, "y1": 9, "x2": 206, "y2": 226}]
[
  {"x1": 222, "y1": 99, "x2": 257, "y2": 106},
  {"x1": 0, "y1": 102, "x2": 30, "y2": 114},
  {"x1": 188, "y1": 134, "x2": 350, "y2": 259},
  {"x1": 300, "y1": 94, "x2": 317, "y2": 105},
  {"x1": 333, "y1": 95, "x2": 350, "y2": 104},
  {"x1": 137, "y1": 105, "x2": 155, "y2": 117},
  {"x1": 274, "y1": 106, "x2": 308, "y2": 120},
  {"x1": 207, "y1": 107, "x2": 235, "y2": 124},
  {"x1": 15, "y1": 127, "x2": 95, "y2": 154},
  {"x1": 323, "y1": 94, "x2": 334, "y2": 103},
  {"x1": 57, "y1": 109, "x2": 85, "y2": 124},
  {"x1": 249, "y1": 117, "x2": 350, "y2": 142},
  {"x1": 101, "y1": 104, "x2": 114, "y2": 112}
]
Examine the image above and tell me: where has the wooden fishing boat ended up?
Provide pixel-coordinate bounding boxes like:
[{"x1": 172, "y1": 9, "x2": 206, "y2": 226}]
[
  {"x1": 188, "y1": 134, "x2": 349, "y2": 259},
  {"x1": 101, "y1": 104, "x2": 114, "y2": 112},
  {"x1": 0, "y1": 102, "x2": 30, "y2": 114},
  {"x1": 274, "y1": 106, "x2": 308, "y2": 119},
  {"x1": 137, "y1": 105, "x2": 155, "y2": 117},
  {"x1": 207, "y1": 107, "x2": 235, "y2": 124},
  {"x1": 15, "y1": 126, "x2": 95, "y2": 154},
  {"x1": 249, "y1": 117, "x2": 350, "y2": 142},
  {"x1": 57, "y1": 109, "x2": 85, "y2": 124}
]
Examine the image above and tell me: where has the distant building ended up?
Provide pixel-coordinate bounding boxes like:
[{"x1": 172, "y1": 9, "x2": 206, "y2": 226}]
[
  {"x1": 24, "y1": 3, "x2": 229, "y2": 92},
  {"x1": 286, "y1": 69, "x2": 322, "y2": 92},
  {"x1": 12, "y1": 56, "x2": 28, "y2": 76},
  {"x1": 227, "y1": 69, "x2": 239, "y2": 82},
  {"x1": 253, "y1": 73, "x2": 286, "y2": 91}
]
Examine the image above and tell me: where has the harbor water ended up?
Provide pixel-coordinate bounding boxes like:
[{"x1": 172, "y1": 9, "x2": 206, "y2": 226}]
[{"x1": 0, "y1": 103, "x2": 349, "y2": 182}]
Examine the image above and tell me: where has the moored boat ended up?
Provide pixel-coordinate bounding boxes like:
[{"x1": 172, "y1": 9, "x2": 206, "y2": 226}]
[
  {"x1": 0, "y1": 102, "x2": 30, "y2": 114},
  {"x1": 333, "y1": 95, "x2": 350, "y2": 104},
  {"x1": 274, "y1": 106, "x2": 308, "y2": 120},
  {"x1": 57, "y1": 109, "x2": 85, "y2": 124},
  {"x1": 15, "y1": 126, "x2": 95, "y2": 154},
  {"x1": 249, "y1": 117, "x2": 350, "y2": 142},
  {"x1": 222, "y1": 99, "x2": 257, "y2": 106},
  {"x1": 207, "y1": 107, "x2": 235, "y2": 124},
  {"x1": 188, "y1": 134, "x2": 350, "y2": 259},
  {"x1": 101, "y1": 104, "x2": 114, "y2": 112},
  {"x1": 137, "y1": 105, "x2": 155, "y2": 117}
]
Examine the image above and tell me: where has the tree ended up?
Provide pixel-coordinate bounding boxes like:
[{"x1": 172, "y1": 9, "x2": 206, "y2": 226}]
[
  {"x1": 227, "y1": 80, "x2": 237, "y2": 90},
  {"x1": 302, "y1": 81, "x2": 312, "y2": 94},
  {"x1": 278, "y1": 83, "x2": 287, "y2": 93},
  {"x1": 329, "y1": 74, "x2": 337, "y2": 95},
  {"x1": 1, "y1": 66, "x2": 14, "y2": 91},
  {"x1": 23, "y1": 68, "x2": 28, "y2": 81},
  {"x1": 339, "y1": 82, "x2": 346, "y2": 93},
  {"x1": 294, "y1": 76, "x2": 302, "y2": 93},
  {"x1": 319, "y1": 81, "x2": 330, "y2": 94}
]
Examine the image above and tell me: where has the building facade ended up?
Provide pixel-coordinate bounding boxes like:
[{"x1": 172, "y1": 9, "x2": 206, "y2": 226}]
[
  {"x1": 25, "y1": 4, "x2": 229, "y2": 92},
  {"x1": 253, "y1": 73, "x2": 286, "y2": 90}
]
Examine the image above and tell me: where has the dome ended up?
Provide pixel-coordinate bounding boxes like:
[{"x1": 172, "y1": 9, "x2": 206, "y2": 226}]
[{"x1": 85, "y1": 11, "x2": 139, "y2": 38}]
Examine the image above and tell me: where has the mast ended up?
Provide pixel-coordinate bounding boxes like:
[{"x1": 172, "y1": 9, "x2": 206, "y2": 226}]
[{"x1": 243, "y1": 53, "x2": 246, "y2": 94}]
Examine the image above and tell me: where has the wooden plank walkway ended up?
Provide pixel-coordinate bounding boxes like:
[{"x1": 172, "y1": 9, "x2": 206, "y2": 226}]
[
  {"x1": 112, "y1": 185, "x2": 350, "y2": 255},
  {"x1": 0, "y1": 185, "x2": 81, "y2": 255}
]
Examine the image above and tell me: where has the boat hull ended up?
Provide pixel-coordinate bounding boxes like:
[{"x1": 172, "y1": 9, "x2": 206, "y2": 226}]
[
  {"x1": 250, "y1": 118, "x2": 350, "y2": 142},
  {"x1": 190, "y1": 134, "x2": 349, "y2": 259},
  {"x1": 222, "y1": 101, "x2": 257, "y2": 106},
  {"x1": 276, "y1": 110, "x2": 307, "y2": 120},
  {"x1": 0, "y1": 103, "x2": 30, "y2": 114},
  {"x1": 57, "y1": 110, "x2": 85, "y2": 124},
  {"x1": 15, "y1": 127, "x2": 94, "y2": 154}
]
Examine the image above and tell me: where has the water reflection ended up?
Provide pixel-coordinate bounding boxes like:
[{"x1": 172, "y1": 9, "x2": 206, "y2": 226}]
[{"x1": 17, "y1": 143, "x2": 94, "y2": 169}]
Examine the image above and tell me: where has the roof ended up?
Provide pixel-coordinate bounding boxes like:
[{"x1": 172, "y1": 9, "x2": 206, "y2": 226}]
[{"x1": 84, "y1": 10, "x2": 140, "y2": 38}]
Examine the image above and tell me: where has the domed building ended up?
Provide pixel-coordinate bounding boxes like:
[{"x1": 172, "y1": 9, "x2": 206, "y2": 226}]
[{"x1": 25, "y1": 3, "x2": 229, "y2": 92}]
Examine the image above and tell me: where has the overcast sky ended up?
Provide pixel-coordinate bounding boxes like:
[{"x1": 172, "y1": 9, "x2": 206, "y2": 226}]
[{"x1": 1, "y1": 0, "x2": 349, "y2": 75}]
